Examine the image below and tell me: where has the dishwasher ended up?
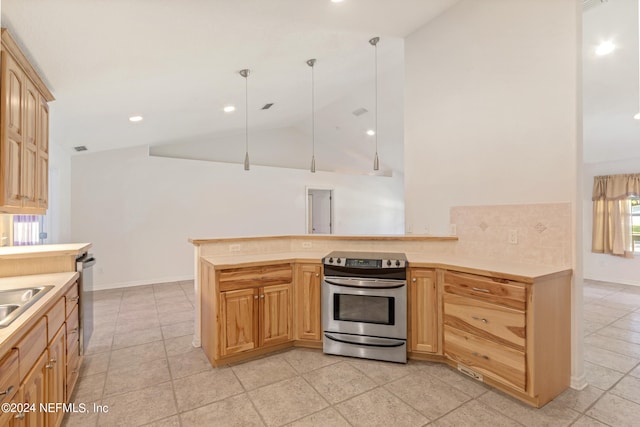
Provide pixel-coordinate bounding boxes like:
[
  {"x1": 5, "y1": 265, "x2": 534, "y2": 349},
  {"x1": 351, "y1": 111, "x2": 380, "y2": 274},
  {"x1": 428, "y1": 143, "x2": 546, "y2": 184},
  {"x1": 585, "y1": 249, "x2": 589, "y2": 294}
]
[{"x1": 76, "y1": 253, "x2": 96, "y2": 354}]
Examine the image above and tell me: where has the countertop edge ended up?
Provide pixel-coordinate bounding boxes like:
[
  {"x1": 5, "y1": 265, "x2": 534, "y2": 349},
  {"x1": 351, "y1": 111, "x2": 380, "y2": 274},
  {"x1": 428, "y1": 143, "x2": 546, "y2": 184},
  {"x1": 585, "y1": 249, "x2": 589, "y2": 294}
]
[
  {"x1": 0, "y1": 243, "x2": 92, "y2": 260},
  {"x1": 0, "y1": 272, "x2": 79, "y2": 356},
  {"x1": 189, "y1": 235, "x2": 457, "y2": 245}
]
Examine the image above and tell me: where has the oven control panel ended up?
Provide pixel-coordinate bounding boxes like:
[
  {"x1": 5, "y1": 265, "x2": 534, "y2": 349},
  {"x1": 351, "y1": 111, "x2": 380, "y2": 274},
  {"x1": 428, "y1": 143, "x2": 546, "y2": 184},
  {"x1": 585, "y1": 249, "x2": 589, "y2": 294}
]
[{"x1": 323, "y1": 252, "x2": 407, "y2": 269}]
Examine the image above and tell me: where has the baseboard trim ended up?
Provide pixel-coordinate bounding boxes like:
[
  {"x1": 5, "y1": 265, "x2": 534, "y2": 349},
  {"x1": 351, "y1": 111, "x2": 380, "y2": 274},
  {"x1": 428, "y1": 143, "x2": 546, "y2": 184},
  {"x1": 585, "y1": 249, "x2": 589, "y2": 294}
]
[{"x1": 570, "y1": 373, "x2": 588, "y2": 390}]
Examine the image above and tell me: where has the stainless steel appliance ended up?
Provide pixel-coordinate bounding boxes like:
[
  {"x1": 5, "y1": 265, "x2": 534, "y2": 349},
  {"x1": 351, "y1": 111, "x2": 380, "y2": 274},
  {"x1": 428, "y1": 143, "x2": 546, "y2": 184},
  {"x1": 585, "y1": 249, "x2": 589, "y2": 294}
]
[
  {"x1": 322, "y1": 251, "x2": 408, "y2": 363},
  {"x1": 76, "y1": 253, "x2": 96, "y2": 354}
]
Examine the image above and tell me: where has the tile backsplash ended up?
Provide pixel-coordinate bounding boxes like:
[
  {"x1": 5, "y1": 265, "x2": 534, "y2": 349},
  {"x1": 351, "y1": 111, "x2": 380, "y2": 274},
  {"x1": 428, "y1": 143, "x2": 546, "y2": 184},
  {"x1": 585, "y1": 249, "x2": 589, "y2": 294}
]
[{"x1": 450, "y1": 203, "x2": 571, "y2": 267}]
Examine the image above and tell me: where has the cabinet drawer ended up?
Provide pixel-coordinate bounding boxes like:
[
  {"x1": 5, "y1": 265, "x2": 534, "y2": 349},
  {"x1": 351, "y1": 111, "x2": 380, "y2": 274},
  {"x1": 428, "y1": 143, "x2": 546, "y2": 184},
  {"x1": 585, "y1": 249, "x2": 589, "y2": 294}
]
[
  {"x1": 443, "y1": 271, "x2": 526, "y2": 310},
  {"x1": 15, "y1": 316, "x2": 47, "y2": 381},
  {"x1": 66, "y1": 304, "x2": 80, "y2": 354},
  {"x1": 64, "y1": 282, "x2": 79, "y2": 317},
  {"x1": 47, "y1": 297, "x2": 66, "y2": 343},
  {"x1": 0, "y1": 349, "x2": 19, "y2": 404},
  {"x1": 443, "y1": 293, "x2": 525, "y2": 351},
  {"x1": 218, "y1": 264, "x2": 293, "y2": 291},
  {"x1": 444, "y1": 325, "x2": 526, "y2": 392}
]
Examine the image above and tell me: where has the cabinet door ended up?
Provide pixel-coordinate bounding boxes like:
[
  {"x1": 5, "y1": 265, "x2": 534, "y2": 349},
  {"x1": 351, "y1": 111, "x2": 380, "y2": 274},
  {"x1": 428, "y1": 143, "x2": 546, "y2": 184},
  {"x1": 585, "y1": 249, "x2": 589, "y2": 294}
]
[
  {"x1": 260, "y1": 283, "x2": 292, "y2": 347},
  {"x1": 295, "y1": 264, "x2": 322, "y2": 341},
  {"x1": 36, "y1": 97, "x2": 48, "y2": 209},
  {"x1": 2, "y1": 52, "x2": 24, "y2": 140},
  {"x1": 409, "y1": 269, "x2": 438, "y2": 354},
  {"x1": 219, "y1": 288, "x2": 258, "y2": 356},
  {"x1": 3, "y1": 135, "x2": 22, "y2": 208},
  {"x1": 21, "y1": 351, "x2": 46, "y2": 427},
  {"x1": 46, "y1": 326, "x2": 66, "y2": 427},
  {"x1": 2, "y1": 386, "x2": 25, "y2": 427}
]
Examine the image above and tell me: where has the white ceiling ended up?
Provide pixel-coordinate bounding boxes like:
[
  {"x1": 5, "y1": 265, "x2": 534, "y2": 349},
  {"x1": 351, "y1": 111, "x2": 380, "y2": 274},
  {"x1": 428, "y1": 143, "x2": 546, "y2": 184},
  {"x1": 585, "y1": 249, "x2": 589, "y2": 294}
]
[
  {"x1": 0, "y1": 0, "x2": 461, "y2": 175},
  {"x1": 583, "y1": 0, "x2": 640, "y2": 164},
  {"x1": 3, "y1": 0, "x2": 634, "y2": 172}
]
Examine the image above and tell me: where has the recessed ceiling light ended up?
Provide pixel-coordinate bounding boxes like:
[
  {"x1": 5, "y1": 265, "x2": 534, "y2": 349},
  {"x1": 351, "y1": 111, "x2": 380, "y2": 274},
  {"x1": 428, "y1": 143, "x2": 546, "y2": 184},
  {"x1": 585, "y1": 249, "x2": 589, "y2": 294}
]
[
  {"x1": 595, "y1": 41, "x2": 615, "y2": 56},
  {"x1": 223, "y1": 105, "x2": 236, "y2": 113},
  {"x1": 331, "y1": 0, "x2": 344, "y2": 3},
  {"x1": 129, "y1": 115, "x2": 143, "y2": 122},
  {"x1": 366, "y1": 129, "x2": 376, "y2": 136},
  {"x1": 634, "y1": 112, "x2": 640, "y2": 120}
]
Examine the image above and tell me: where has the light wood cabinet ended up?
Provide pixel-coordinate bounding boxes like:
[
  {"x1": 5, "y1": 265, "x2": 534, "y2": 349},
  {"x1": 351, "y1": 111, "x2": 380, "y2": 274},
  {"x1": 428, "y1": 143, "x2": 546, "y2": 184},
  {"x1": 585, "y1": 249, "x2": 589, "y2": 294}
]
[
  {"x1": 0, "y1": 281, "x2": 80, "y2": 427},
  {"x1": 0, "y1": 29, "x2": 53, "y2": 214},
  {"x1": 203, "y1": 262, "x2": 294, "y2": 365},
  {"x1": 408, "y1": 268, "x2": 439, "y2": 355},
  {"x1": 46, "y1": 326, "x2": 66, "y2": 427},
  {"x1": 442, "y1": 270, "x2": 571, "y2": 408},
  {"x1": 21, "y1": 350, "x2": 46, "y2": 427},
  {"x1": 293, "y1": 263, "x2": 322, "y2": 343}
]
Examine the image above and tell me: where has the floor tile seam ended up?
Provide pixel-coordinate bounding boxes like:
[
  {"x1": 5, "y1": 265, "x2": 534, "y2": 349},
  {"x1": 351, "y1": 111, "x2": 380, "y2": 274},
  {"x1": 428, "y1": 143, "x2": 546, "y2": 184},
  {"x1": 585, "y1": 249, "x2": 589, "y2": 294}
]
[
  {"x1": 385, "y1": 378, "x2": 479, "y2": 422},
  {"x1": 428, "y1": 393, "x2": 527, "y2": 427},
  {"x1": 583, "y1": 340, "x2": 640, "y2": 361},
  {"x1": 411, "y1": 366, "x2": 482, "y2": 400},
  {"x1": 591, "y1": 328, "x2": 640, "y2": 345},
  {"x1": 242, "y1": 386, "x2": 279, "y2": 427},
  {"x1": 174, "y1": 388, "x2": 246, "y2": 420},
  {"x1": 581, "y1": 391, "x2": 632, "y2": 426},
  {"x1": 111, "y1": 337, "x2": 165, "y2": 352},
  {"x1": 100, "y1": 380, "x2": 177, "y2": 427},
  {"x1": 377, "y1": 382, "x2": 445, "y2": 422},
  {"x1": 94, "y1": 349, "x2": 114, "y2": 426},
  {"x1": 159, "y1": 335, "x2": 184, "y2": 427},
  {"x1": 344, "y1": 360, "x2": 414, "y2": 386}
]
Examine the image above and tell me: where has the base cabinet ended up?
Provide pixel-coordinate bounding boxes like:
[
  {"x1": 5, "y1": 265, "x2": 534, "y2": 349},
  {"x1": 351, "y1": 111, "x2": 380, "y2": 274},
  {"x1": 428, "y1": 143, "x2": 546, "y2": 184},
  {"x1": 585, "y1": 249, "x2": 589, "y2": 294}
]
[
  {"x1": 294, "y1": 264, "x2": 322, "y2": 343},
  {"x1": 408, "y1": 268, "x2": 439, "y2": 355},
  {"x1": 442, "y1": 270, "x2": 571, "y2": 407}
]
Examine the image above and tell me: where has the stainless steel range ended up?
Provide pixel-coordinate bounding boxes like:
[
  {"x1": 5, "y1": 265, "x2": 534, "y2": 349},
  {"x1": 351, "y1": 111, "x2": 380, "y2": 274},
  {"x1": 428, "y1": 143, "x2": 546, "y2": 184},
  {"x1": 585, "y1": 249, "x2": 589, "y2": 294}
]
[{"x1": 322, "y1": 251, "x2": 408, "y2": 363}]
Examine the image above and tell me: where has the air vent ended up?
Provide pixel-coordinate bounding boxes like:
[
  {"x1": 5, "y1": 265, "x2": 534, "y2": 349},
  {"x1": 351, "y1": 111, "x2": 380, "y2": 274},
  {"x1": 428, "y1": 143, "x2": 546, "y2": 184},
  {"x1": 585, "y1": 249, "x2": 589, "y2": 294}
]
[
  {"x1": 261, "y1": 103, "x2": 274, "y2": 110},
  {"x1": 74, "y1": 146, "x2": 88, "y2": 152},
  {"x1": 352, "y1": 107, "x2": 368, "y2": 117},
  {"x1": 583, "y1": 0, "x2": 608, "y2": 11}
]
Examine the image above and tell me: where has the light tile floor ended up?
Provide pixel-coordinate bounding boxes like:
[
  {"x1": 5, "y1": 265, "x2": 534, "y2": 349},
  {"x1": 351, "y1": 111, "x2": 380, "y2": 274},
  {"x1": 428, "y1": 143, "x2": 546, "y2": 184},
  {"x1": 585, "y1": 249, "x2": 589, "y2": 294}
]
[{"x1": 62, "y1": 279, "x2": 640, "y2": 427}]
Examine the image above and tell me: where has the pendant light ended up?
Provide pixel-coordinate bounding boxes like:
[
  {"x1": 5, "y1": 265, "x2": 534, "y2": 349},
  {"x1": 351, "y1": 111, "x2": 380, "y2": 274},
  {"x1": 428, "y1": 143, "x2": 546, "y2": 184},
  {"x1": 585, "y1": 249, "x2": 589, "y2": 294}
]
[
  {"x1": 370, "y1": 37, "x2": 380, "y2": 171},
  {"x1": 239, "y1": 69, "x2": 251, "y2": 170},
  {"x1": 635, "y1": 0, "x2": 640, "y2": 120},
  {"x1": 307, "y1": 58, "x2": 317, "y2": 173}
]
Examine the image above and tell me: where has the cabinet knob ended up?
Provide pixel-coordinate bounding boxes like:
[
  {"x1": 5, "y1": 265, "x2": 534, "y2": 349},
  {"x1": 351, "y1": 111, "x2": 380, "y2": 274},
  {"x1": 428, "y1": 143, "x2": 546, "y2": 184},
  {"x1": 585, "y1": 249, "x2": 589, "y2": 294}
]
[
  {"x1": 46, "y1": 356, "x2": 57, "y2": 369},
  {"x1": 0, "y1": 385, "x2": 14, "y2": 396},
  {"x1": 472, "y1": 316, "x2": 488, "y2": 324},
  {"x1": 15, "y1": 413, "x2": 25, "y2": 420},
  {"x1": 412, "y1": 278, "x2": 417, "y2": 282},
  {"x1": 260, "y1": 295, "x2": 265, "y2": 299},
  {"x1": 69, "y1": 296, "x2": 80, "y2": 302},
  {"x1": 472, "y1": 352, "x2": 490, "y2": 360},
  {"x1": 472, "y1": 287, "x2": 490, "y2": 293},
  {"x1": 254, "y1": 295, "x2": 258, "y2": 300},
  {"x1": 315, "y1": 274, "x2": 319, "y2": 277}
]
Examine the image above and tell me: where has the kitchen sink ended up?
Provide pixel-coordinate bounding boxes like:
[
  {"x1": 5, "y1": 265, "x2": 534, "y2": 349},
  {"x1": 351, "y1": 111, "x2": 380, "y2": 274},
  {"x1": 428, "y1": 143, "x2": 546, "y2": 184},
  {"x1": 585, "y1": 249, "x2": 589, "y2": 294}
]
[{"x1": 0, "y1": 286, "x2": 54, "y2": 328}]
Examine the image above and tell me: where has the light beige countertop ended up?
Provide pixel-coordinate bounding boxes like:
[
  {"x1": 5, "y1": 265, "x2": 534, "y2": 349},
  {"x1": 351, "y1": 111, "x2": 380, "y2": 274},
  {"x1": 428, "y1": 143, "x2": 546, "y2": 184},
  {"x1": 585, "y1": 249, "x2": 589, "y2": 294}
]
[
  {"x1": 201, "y1": 251, "x2": 571, "y2": 282},
  {"x1": 0, "y1": 243, "x2": 91, "y2": 259},
  {"x1": 191, "y1": 234, "x2": 457, "y2": 245},
  {"x1": 0, "y1": 272, "x2": 79, "y2": 356}
]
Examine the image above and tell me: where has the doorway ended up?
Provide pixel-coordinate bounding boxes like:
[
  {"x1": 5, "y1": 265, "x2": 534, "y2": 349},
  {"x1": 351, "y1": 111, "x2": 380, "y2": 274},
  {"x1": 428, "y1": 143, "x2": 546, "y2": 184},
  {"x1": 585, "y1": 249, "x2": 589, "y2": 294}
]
[{"x1": 307, "y1": 188, "x2": 333, "y2": 234}]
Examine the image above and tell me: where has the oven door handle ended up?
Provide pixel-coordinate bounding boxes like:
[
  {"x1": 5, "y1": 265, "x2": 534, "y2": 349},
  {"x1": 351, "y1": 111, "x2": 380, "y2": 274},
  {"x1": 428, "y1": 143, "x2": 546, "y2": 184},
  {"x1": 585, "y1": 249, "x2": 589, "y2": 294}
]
[
  {"x1": 324, "y1": 277, "x2": 406, "y2": 289},
  {"x1": 324, "y1": 332, "x2": 406, "y2": 348}
]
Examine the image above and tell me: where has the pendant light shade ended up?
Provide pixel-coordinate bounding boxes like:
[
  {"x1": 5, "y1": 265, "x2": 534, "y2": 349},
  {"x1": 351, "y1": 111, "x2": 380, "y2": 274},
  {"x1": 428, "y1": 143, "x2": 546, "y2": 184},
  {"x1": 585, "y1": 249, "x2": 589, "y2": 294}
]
[
  {"x1": 369, "y1": 37, "x2": 380, "y2": 171},
  {"x1": 307, "y1": 58, "x2": 317, "y2": 173},
  {"x1": 239, "y1": 68, "x2": 251, "y2": 170}
]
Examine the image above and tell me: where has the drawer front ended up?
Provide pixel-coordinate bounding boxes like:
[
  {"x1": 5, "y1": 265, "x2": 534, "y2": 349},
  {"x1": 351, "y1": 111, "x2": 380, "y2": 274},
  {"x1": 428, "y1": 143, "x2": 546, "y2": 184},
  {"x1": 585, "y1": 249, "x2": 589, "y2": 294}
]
[
  {"x1": 0, "y1": 349, "x2": 19, "y2": 404},
  {"x1": 66, "y1": 304, "x2": 80, "y2": 354},
  {"x1": 443, "y1": 293, "x2": 525, "y2": 351},
  {"x1": 443, "y1": 271, "x2": 526, "y2": 310},
  {"x1": 64, "y1": 282, "x2": 79, "y2": 317},
  {"x1": 218, "y1": 264, "x2": 293, "y2": 291},
  {"x1": 15, "y1": 316, "x2": 47, "y2": 381},
  {"x1": 47, "y1": 297, "x2": 66, "y2": 344},
  {"x1": 444, "y1": 325, "x2": 526, "y2": 392}
]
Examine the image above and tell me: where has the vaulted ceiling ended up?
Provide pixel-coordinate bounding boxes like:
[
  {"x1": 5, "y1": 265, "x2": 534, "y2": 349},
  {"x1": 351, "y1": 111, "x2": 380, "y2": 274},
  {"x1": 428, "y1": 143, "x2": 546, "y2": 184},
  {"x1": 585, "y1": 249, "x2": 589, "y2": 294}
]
[
  {"x1": 1, "y1": 0, "x2": 461, "y2": 175},
  {"x1": 2, "y1": 0, "x2": 635, "y2": 173}
]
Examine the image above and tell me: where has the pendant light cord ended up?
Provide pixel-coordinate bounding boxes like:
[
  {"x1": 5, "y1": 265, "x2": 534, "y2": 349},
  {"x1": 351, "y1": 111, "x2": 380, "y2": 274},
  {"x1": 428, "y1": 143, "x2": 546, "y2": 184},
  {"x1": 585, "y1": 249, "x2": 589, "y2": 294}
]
[
  {"x1": 374, "y1": 41, "x2": 378, "y2": 156},
  {"x1": 245, "y1": 73, "x2": 249, "y2": 155},
  {"x1": 312, "y1": 63, "x2": 315, "y2": 156}
]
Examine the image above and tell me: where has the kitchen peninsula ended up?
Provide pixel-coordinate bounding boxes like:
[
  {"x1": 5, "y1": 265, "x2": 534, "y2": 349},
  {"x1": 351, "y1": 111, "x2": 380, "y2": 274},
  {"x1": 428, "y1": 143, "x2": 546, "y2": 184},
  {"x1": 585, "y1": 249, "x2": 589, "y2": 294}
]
[{"x1": 190, "y1": 235, "x2": 572, "y2": 408}]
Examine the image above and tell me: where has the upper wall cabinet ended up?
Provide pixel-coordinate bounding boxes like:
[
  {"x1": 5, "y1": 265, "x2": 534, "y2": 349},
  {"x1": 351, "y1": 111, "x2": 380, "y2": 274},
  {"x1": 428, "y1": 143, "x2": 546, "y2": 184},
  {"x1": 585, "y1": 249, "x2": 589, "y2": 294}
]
[{"x1": 0, "y1": 28, "x2": 54, "y2": 214}]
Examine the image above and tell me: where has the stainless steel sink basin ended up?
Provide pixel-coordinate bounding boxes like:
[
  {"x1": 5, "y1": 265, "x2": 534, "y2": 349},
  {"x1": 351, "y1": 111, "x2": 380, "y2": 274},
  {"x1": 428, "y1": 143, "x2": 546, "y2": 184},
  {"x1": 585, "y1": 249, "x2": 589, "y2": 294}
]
[{"x1": 0, "y1": 286, "x2": 54, "y2": 328}]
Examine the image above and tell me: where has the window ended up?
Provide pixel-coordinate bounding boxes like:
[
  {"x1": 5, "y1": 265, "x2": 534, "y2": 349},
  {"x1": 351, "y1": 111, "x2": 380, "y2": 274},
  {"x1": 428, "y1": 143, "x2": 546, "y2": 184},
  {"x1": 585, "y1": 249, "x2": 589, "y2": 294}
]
[
  {"x1": 633, "y1": 198, "x2": 640, "y2": 254},
  {"x1": 13, "y1": 215, "x2": 42, "y2": 246}
]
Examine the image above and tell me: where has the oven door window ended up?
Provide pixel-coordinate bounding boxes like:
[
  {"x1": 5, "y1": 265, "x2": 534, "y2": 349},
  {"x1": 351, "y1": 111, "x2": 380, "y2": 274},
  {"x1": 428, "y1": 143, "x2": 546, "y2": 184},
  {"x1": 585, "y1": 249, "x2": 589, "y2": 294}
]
[{"x1": 333, "y1": 294, "x2": 394, "y2": 325}]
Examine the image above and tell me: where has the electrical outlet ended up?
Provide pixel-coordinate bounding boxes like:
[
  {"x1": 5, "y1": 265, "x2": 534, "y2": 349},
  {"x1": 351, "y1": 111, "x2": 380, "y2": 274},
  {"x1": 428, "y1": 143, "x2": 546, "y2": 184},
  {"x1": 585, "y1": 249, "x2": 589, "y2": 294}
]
[
  {"x1": 450, "y1": 224, "x2": 457, "y2": 236},
  {"x1": 406, "y1": 224, "x2": 413, "y2": 234},
  {"x1": 302, "y1": 241, "x2": 312, "y2": 249},
  {"x1": 508, "y1": 229, "x2": 518, "y2": 244},
  {"x1": 229, "y1": 244, "x2": 241, "y2": 252}
]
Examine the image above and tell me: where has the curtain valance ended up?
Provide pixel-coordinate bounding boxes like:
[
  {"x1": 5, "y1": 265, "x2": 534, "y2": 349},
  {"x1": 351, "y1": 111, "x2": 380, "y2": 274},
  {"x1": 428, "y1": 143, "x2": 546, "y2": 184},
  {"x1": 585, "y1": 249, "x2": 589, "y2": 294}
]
[{"x1": 592, "y1": 174, "x2": 640, "y2": 201}]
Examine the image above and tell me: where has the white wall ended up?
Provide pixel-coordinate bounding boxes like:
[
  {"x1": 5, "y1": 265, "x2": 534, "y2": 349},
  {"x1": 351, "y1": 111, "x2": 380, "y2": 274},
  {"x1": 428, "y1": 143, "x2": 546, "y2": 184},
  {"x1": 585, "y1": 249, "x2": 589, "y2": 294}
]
[
  {"x1": 584, "y1": 158, "x2": 640, "y2": 286},
  {"x1": 71, "y1": 145, "x2": 404, "y2": 290},
  {"x1": 45, "y1": 140, "x2": 72, "y2": 244},
  {"x1": 404, "y1": 0, "x2": 578, "y2": 235}
]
